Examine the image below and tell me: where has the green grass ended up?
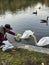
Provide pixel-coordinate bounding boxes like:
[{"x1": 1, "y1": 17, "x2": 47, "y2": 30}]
[{"x1": 0, "y1": 48, "x2": 49, "y2": 65}]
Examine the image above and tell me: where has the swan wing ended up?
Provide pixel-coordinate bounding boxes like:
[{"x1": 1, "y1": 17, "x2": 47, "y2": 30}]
[{"x1": 37, "y1": 37, "x2": 49, "y2": 46}]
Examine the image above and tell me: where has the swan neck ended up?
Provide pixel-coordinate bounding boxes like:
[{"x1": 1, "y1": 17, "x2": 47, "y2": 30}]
[
  {"x1": 33, "y1": 35, "x2": 37, "y2": 44},
  {"x1": 47, "y1": 16, "x2": 49, "y2": 20}
]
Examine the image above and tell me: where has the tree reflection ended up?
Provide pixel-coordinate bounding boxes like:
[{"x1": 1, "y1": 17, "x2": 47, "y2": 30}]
[{"x1": 0, "y1": 0, "x2": 49, "y2": 15}]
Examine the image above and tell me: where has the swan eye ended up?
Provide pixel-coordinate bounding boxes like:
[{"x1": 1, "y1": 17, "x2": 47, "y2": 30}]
[{"x1": 29, "y1": 35, "x2": 33, "y2": 38}]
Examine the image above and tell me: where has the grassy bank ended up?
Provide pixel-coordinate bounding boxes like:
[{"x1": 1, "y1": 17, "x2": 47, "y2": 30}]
[{"x1": 0, "y1": 48, "x2": 49, "y2": 65}]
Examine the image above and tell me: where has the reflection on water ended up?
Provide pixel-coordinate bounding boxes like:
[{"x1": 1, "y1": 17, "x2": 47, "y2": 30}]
[
  {"x1": 0, "y1": 0, "x2": 49, "y2": 48},
  {"x1": 0, "y1": 0, "x2": 49, "y2": 14}
]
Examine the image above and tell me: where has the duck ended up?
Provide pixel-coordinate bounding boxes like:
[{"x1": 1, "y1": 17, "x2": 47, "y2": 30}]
[
  {"x1": 33, "y1": 10, "x2": 37, "y2": 14},
  {"x1": 40, "y1": 16, "x2": 49, "y2": 23},
  {"x1": 20, "y1": 30, "x2": 49, "y2": 46},
  {"x1": 38, "y1": 7, "x2": 41, "y2": 9}
]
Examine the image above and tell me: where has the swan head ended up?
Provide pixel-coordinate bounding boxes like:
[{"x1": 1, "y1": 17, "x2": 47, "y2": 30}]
[{"x1": 20, "y1": 30, "x2": 34, "y2": 39}]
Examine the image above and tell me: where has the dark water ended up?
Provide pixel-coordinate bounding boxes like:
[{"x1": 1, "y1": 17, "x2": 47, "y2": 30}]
[{"x1": 0, "y1": 0, "x2": 49, "y2": 47}]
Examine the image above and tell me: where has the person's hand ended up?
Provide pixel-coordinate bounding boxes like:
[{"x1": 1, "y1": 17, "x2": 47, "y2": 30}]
[{"x1": 14, "y1": 36, "x2": 17, "y2": 41}]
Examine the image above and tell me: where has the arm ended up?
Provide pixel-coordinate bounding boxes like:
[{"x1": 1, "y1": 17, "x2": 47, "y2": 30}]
[{"x1": 8, "y1": 31, "x2": 15, "y2": 35}]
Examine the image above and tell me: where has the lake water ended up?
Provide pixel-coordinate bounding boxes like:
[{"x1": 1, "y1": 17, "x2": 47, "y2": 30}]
[{"x1": 0, "y1": 0, "x2": 49, "y2": 47}]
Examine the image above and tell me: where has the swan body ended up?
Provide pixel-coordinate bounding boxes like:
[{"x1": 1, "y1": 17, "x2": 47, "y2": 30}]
[
  {"x1": 37, "y1": 37, "x2": 49, "y2": 46},
  {"x1": 32, "y1": 34, "x2": 49, "y2": 46}
]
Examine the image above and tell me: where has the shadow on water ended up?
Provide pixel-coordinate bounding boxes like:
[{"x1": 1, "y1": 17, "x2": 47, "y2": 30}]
[
  {"x1": 42, "y1": 45, "x2": 49, "y2": 48},
  {"x1": 21, "y1": 37, "x2": 35, "y2": 45}
]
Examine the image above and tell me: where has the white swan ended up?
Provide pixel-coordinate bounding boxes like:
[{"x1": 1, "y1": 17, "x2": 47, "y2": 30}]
[
  {"x1": 20, "y1": 30, "x2": 49, "y2": 46},
  {"x1": 32, "y1": 34, "x2": 49, "y2": 46}
]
